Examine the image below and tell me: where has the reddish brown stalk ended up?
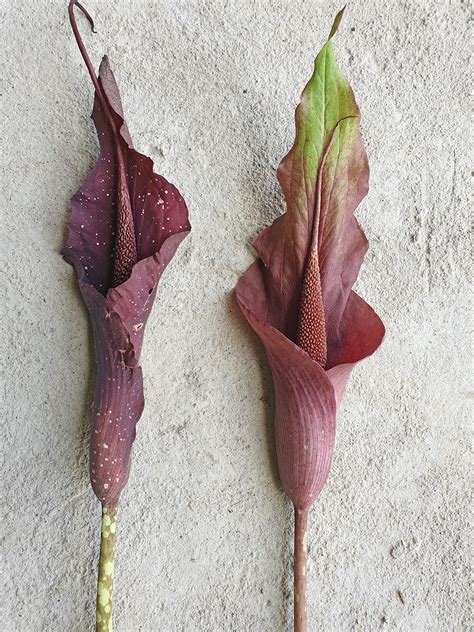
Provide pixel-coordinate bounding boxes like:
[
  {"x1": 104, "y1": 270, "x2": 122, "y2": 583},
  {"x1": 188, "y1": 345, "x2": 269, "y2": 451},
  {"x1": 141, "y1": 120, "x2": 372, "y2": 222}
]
[
  {"x1": 294, "y1": 507, "x2": 309, "y2": 632},
  {"x1": 68, "y1": 1, "x2": 137, "y2": 287}
]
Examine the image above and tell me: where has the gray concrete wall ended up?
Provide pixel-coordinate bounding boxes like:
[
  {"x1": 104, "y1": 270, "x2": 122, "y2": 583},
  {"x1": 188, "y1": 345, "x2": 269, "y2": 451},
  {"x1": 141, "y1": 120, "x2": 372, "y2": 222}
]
[{"x1": 1, "y1": 1, "x2": 470, "y2": 630}]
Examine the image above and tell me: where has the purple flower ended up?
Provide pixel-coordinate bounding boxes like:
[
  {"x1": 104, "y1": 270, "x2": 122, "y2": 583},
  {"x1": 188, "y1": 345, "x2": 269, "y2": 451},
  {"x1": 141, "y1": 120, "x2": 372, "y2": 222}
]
[{"x1": 63, "y1": 2, "x2": 190, "y2": 508}]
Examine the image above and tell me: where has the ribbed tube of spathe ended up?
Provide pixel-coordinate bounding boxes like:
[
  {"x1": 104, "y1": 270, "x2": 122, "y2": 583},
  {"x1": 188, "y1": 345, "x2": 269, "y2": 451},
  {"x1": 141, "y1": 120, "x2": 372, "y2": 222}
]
[
  {"x1": 84, "y1": 284, "x2": 144, "y2": 507},
  {"x1": 237, "y1": 294, "x2": 337, "y2": 510},
  {"x1": 270, "y1": 342, "x2": 335, "y2": 510}
]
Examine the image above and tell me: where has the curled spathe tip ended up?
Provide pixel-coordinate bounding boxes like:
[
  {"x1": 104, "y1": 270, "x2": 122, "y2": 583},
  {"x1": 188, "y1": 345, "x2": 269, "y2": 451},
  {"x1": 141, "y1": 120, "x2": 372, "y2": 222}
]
[{"x1": 69, "y1": 1, "x2": 96, "y2": 33}]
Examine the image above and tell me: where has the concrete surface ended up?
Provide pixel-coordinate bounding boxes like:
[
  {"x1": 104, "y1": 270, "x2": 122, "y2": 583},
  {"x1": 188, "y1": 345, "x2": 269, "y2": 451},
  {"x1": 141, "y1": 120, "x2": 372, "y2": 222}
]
[{"x1": 1, "y1": 1, "x2": 471, "y2": 630}]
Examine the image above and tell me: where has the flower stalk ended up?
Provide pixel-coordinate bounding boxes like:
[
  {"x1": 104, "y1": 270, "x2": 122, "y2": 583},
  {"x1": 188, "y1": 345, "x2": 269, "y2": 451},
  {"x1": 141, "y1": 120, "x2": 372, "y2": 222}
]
[
  {"x1": 96, "y1": 506, "x2": 117, "y2": 631},
  {"x1": 294, "y1": 507, "x2": 309, "y2": 632}
]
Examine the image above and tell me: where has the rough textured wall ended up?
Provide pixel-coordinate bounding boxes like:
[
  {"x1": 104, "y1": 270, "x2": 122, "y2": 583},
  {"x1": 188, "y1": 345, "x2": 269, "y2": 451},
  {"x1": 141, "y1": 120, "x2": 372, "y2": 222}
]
[{"x1": 1, "y1": 1, "x2": 470, "y2": 630}]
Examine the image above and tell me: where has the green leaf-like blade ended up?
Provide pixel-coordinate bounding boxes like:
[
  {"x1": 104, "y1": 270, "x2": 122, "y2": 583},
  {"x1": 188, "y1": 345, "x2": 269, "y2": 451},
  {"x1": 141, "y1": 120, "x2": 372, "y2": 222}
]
[{"x1": 254, "y1": 9, "x2": 369, "y2": 355}]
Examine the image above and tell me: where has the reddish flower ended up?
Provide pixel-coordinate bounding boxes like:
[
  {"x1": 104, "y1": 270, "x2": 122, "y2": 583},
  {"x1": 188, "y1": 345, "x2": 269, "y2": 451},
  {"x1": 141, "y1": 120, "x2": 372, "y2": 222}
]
[
  {"x1": 234, "y1": 9, "x2": 384, "y2": 631},
  {"x1": 63, "y1": 3, "x2": 190, "y2": 508}
]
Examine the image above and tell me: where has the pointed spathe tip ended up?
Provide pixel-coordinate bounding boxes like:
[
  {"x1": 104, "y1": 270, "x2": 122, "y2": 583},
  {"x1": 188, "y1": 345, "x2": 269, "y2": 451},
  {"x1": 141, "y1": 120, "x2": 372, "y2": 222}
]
[{"x1": 328, "y1": 6, "x2": 346, "y2": 40}]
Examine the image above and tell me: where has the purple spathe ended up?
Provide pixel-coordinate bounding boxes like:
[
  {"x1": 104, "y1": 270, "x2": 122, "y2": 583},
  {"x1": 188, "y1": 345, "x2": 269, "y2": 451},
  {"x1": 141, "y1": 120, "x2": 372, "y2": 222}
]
[{"x1": 63, "y1": 58, "x2": 190, "y2": 506}]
